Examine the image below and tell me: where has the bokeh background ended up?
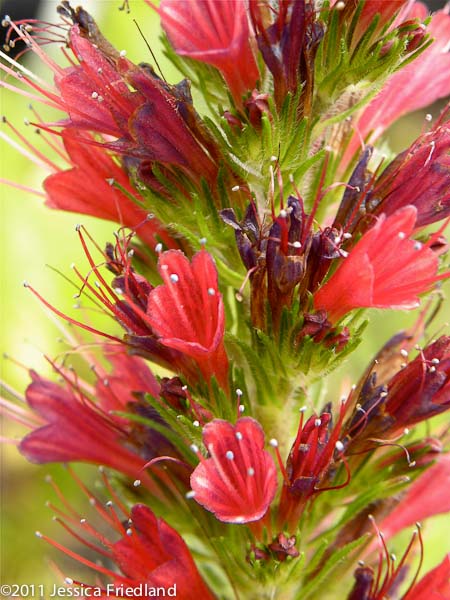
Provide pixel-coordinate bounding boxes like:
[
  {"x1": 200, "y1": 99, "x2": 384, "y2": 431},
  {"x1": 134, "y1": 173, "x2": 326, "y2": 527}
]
[{"x1": 1, "y1": 0, "x2": 449, "y2": 589}]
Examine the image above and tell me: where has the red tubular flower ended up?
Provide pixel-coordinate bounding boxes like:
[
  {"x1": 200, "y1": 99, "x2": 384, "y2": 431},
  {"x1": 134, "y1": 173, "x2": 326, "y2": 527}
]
[
  {"x1": 111, "y1": 505, "x2": 215, "y2": 600},
  {"x1": 147, "y1": 249, "x2": 229, "y2": 390},
  {"x1": 404, "y1": 554, "x2": 450, "y2": 600},
  {"x1": 368, "y1": 122, "x2": 450, "y2": 228},
  {"x1": 379, "y1": 454, "x2": 450, "y2": 541},
  {"x1": 156, "y1": 0, "x2": 259, "y2": 104},
  {"x1": 313, "y1": 206, "x2": 448, "y2": 323},
  {"x1": 190, "y1": 418, "x2": 277, "y2": 523},
  {"x1": 342, "y1": 5, "x2": 450, "y2": 167},
  {"x1": 40, "y1": 491, "x2": 215, "y2": 600},
  {"x1": 278, "y1": 402, "x2": 347, "y2": 529},
  {"x1": 2, "y1": 12, "x2": 220, "y2": 185},
  {"x1": 43, "y1": 131, "x2": 174, "y2": 249}
]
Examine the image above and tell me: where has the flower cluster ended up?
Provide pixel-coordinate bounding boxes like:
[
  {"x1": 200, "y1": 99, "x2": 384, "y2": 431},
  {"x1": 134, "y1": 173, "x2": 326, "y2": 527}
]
[{"x1": 1, "y1": 0, "x2": 450, "y2": 598}]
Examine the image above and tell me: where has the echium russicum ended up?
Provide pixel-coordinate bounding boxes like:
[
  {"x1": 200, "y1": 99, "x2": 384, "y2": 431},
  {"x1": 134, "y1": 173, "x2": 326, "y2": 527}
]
[{"x1": 2, "y1": 0, "x2": 450, "y2": 598}]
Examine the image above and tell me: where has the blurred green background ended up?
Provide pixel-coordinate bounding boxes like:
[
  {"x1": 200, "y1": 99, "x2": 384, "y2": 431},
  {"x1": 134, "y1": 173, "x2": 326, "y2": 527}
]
[{"x1": 0, "y1": 0, "x2": 449, "y2": 590}]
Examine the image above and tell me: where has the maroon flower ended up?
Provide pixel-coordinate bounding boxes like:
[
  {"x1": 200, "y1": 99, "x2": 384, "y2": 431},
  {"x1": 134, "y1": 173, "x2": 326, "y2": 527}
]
[
  {"x1": 314, "y1": 206, "x2": 448, "y2": 323},
  {"x1": 156, "y1": 0, "x2": 259, "y2": 104},
  {"x1": 368, "y1": 122, "x2": 450, "y2": 228},
  {"x1": 344, "y1": 336, "x2": 450, "y2": 449},
  {"x1": 249, "y1": 0, "x2": 323, "y2": 112},
  {"x1": 147, "y1": 250, "x2": 229, "y2": 390},
  {"x1": 190, "y1": 418, "x2": 277, "y2": 523}
]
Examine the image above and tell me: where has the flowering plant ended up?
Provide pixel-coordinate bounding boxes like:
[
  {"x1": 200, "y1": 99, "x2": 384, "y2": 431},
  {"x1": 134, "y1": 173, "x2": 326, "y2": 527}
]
[{"x1": 1, "y1": 1, "x2": 450, "y2": 598}]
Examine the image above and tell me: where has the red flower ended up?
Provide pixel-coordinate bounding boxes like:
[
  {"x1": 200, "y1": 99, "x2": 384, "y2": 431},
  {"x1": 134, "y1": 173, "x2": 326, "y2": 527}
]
[
  {"x1": 379, "y1": 453, "x2": 450, "y2": 541},
  {"x1": 313, "y1": 206, "x2": 448, "y2": 323},
  {"x1": 278, "y1": 402, "x2": 347, "y2": 529},
  {"x1": 147, "y1": 249, "x2": 229, "y2": 389},
  {"x1": 111, "y1": 505, "x2": 215, "y2": 600},
  {"x1": 404, "y1": 554, "x2": 450, "y2": 600},
  {"x1": 43, "y1": 131, "x2": 174, "y2": 249},
  {"x1": 41, "y1": 494, "x2": 215, "y2": 600},
  {"x1": 190, "y1": 418, "x2": 277, "y2": 523},
  {"x1": 342, "y1": 5, "x2": 450, "y2": 168},
  {"x1": 2, "y1": 13, "x2": 219, "y2": 184},
  {"x1": 156, "y1": 0, "x2": 259, "y2": 104}
]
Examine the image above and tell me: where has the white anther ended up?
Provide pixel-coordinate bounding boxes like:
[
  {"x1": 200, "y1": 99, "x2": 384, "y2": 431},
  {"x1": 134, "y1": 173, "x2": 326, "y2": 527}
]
[
  {"x1": 235, "y1": 432, "x2": 243, "y2": 441},
  {"x1": 133, "y1": 479, "x2": 141, "y2": 487},
  {"x1": 248, "y1": 467, "x2": 255, "y2": 476},
  {"x1": 315, "y1": 418, "x2": 322, "y2": 427},
  {"x1": 335, "y1": 440, "x2": 344, "y2": 452},
  {"x1": 91, "y1": 91, "x2": 99, "y2": 99},
  {"x1": 269, "y1": 438, "x2": 278, "y2": 448},
  {"x1": 170, "y1": 273, "x2": 179, "y2": 283},
  {"x1": 193, "y1": 420, "x2": 200, "y2": 427},
  {"x1": 190, "y1": 444, "x2": 199, "y2": 453},
  {"x1": 185, "y1": 490, "x2": 196, "y2": 499},
  {"x1": 226, "y1": 450, "x2": 234, "y2": 460},
  {"x1": 207, "y1": 287, "x2": 216, "y2": 296}
]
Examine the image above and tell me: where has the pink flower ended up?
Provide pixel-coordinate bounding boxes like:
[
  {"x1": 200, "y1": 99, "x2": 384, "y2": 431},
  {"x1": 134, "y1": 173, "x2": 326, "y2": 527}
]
[
  {"x1": 156, "y1": 0, "x2": 259, "y2": 104},
  {"x1": 313, "y1": 206, "x2": 448, "y2": 323},
  {"x1": 17, "y1": 352, "x2": 172, "y2": 497},
  {"x1": 190, "y1": 418, "x2": 277, "y2": 523},
  {"x1": 147, "y1": 250, "x2": 229, "y2": 389},
  {"x1": 343, "y1": 5, "x2": 450, "y2": 167},
  {"x1": 20, "y1": 373, "x2": 152, "y2": 484}
]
